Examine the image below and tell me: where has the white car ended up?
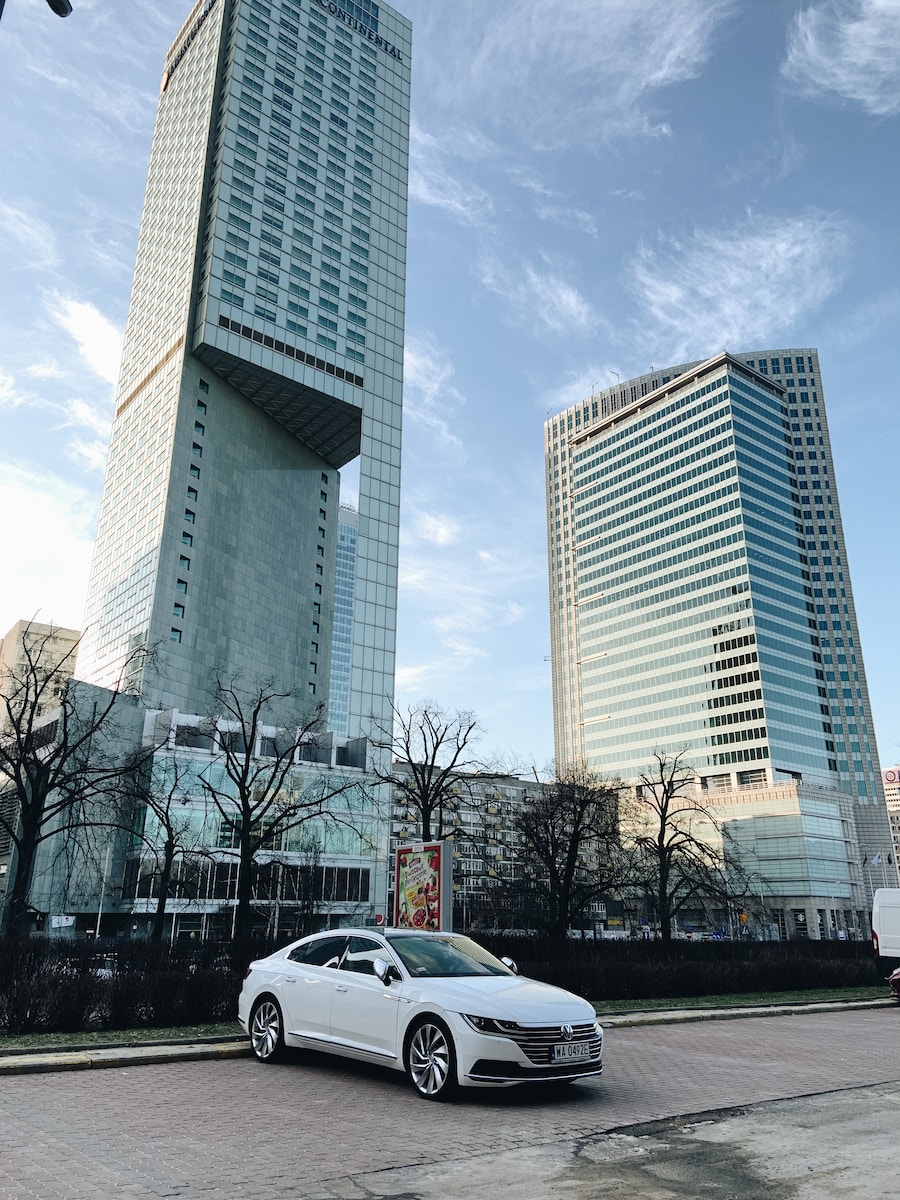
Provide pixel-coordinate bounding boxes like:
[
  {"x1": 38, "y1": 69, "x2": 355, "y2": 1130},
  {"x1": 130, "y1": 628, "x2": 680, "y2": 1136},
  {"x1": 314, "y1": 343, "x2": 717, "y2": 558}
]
[{"x1": 238, "y1": 928, "x2": 603, "y2": 1099}]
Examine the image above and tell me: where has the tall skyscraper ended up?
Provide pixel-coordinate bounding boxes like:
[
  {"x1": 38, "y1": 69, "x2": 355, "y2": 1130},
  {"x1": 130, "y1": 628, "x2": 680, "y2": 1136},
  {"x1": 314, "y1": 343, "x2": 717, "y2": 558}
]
[
  {"x1": 546, "y1": 349, "x2": 895, "y2": 922},
  {"x1": 78, "y1": 0, "x2": 410, "y2": 747}
]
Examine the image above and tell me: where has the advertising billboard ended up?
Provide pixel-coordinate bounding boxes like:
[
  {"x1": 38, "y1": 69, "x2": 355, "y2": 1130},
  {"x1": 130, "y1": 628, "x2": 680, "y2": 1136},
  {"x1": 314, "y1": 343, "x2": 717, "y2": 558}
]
[{"x1": 393, "y1": 841, "x2": 452, "y2": 931}]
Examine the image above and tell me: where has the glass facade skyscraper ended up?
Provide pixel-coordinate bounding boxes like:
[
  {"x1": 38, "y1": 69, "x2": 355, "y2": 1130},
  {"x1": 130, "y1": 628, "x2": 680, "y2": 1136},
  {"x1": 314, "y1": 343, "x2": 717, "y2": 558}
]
[
  {"x1": 546, "y1": 349, "x2": 895, "y2": 919},
  {"x1": 77, "y1": 0, "x2": 409, "y2": 748}
]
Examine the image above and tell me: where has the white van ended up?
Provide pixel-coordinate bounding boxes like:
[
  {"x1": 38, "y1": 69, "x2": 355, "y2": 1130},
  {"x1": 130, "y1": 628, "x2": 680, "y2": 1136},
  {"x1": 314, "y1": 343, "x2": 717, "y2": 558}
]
[{"x1": 872, "y1": 888, "x2": 900, "y2": 974}]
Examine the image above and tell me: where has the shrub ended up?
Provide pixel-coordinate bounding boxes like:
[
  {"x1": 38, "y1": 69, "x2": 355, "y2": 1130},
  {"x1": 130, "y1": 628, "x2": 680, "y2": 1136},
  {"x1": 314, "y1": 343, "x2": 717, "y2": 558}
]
[
  {"x1": 476, "y1": 935, "x2": 880, "y2": 1001},
  {"x1": 0, "y1": 937, "x2": 258, "y2": 1035}
]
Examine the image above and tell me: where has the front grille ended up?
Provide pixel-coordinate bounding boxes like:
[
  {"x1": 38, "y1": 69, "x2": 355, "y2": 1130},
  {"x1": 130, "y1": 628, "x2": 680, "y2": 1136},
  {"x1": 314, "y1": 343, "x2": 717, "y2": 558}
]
[{"x1": 504, "y1": 1021, "x2": 601, "y2": 1066}]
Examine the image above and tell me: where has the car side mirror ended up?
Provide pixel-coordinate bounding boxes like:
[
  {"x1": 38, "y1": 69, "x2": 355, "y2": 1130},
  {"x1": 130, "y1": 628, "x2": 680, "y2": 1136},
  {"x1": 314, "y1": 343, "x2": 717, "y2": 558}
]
[
  {"x1": 373, "y1": 956, "x2": 399, "y2": 985},
  {"x1": 501, "y1": 956, "x2": 518, "y2": 974}
]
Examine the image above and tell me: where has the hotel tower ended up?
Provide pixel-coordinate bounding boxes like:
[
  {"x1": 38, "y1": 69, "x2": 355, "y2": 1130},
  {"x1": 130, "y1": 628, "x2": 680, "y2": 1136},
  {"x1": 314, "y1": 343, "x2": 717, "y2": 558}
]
[{"x1": 77, "y1": 0, "x2": 410, "y2": 746}]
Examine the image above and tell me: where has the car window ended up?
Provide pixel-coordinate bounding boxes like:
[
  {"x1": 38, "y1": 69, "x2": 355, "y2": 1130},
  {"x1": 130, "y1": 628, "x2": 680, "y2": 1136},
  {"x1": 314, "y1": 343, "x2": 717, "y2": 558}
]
[
  {"x1": 341, "y1": 936, "x2": 388, "y2": 976},
  {"x1": 385, "y1": 934, "x2": 514, "y2": 977},
  {"x1": 287, "y1": 936, "x2": 347, "y2": 968}
]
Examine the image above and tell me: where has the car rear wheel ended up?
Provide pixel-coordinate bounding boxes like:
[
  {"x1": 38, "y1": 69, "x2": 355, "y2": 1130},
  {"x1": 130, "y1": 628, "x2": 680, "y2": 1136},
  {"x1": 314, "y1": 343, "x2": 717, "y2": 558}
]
[
  {"x1": 250, "y1": 997, "x2": 286, "y2": 1063},
  {"x1": 406, "y1": 1017, "x2": 457, "y2": 1100}
]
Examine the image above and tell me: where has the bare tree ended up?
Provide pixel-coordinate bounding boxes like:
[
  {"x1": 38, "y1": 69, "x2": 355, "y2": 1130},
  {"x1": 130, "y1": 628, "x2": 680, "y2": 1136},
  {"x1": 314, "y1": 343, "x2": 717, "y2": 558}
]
[
  {"x1": 0, "y1": 622, "x2": 149, "y2": 936},
  {"x1": 197, "y1": 674, "x2": 359, "y2": 941},
  {"x1": 371, "y1": 701, "x2": 483, "y2": 840},
  {"x1": 490, "y1": 766, "x2": 625, "y2": 937},
  {"x1": 627, "y1": 750, "x2": 737, "y2": 941}
]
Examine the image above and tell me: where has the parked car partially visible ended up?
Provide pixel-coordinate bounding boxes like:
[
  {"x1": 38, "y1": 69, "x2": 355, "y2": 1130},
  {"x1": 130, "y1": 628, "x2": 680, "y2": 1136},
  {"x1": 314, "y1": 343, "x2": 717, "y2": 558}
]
[{"x1": 889, "y1": 965, "x2": 900, "y2": 1002}]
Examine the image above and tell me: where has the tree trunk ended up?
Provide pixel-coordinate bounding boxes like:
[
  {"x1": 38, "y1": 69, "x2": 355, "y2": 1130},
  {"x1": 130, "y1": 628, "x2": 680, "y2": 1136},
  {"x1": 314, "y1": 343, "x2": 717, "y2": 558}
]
[
  {"x1": 150, "y1": 840, "x2": 176, "y2": 940},
  {"x1": 234, "y1": 828, "x2": 255, "y2": 940},
  {"x1": 6, "y1": 807, "x2": 41, "y2": 937},
  {"x1": 658, "y1": 861, "x2": 672, "y2": 942}
]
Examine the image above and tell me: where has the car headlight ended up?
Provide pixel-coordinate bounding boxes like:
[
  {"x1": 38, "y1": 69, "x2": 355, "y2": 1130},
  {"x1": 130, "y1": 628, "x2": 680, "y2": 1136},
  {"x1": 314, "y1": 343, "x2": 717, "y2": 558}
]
[{"x1": 462, "y1": 1014, "x2": 519, "y2": 1036}]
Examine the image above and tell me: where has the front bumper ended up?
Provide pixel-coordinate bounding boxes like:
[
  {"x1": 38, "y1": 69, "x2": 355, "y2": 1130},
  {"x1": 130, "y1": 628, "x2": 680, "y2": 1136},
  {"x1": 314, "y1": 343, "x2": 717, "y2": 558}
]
[
  {"x1": 449, "y1": 1015, "x2": 603, "y2": 1088},
  {"x1": 466, "y1": 1058, "x2": 602, "y2": 1085}
]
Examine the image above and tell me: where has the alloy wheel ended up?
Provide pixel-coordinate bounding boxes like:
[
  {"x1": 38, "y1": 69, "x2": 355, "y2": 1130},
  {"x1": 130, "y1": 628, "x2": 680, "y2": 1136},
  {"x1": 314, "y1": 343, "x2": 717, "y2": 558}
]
[
  {"x1": 407, "y1": 1020, "x2": 455, "y2": 1099},
  {"x1": 250, "y1": 998, "x2": 284, "y2": 1062}
]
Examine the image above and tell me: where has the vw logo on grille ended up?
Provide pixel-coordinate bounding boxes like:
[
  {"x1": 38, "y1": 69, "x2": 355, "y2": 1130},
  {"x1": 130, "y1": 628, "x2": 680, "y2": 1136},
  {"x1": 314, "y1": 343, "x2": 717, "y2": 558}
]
[{"x1": 561, "y1": 1024, "x2": 574, "y2": 1041}]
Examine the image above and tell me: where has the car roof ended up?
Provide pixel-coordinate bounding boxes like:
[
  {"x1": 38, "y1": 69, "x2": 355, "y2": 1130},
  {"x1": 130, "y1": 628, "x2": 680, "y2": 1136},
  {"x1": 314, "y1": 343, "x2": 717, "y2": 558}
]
[{"x1": 303, "y1": 927, "x2": 458, "y2": 939}]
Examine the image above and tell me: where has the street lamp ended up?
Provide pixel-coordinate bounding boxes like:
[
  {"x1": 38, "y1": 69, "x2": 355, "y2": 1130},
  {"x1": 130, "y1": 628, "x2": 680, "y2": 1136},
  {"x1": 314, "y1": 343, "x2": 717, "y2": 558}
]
[{"x1": 0, "y1": 0, "x2": 73, "y2": 21}]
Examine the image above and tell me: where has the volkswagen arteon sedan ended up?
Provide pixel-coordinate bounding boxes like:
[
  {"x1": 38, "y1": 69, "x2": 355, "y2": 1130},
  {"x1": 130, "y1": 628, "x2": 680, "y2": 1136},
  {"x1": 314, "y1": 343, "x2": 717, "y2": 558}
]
[{"x1": 238, "y1": 928, "x2": 603, "y2": 1100}]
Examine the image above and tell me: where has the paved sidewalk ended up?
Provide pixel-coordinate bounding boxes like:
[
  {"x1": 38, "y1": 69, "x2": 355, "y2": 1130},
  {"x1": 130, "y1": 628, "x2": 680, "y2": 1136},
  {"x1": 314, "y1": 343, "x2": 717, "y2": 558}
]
[
  {"x1": 2, "y1": 1009, "x2": 898, "y2": 1199},
  {"x1": 0, "y1": 996, "x2": 892, "y2": 1075}
]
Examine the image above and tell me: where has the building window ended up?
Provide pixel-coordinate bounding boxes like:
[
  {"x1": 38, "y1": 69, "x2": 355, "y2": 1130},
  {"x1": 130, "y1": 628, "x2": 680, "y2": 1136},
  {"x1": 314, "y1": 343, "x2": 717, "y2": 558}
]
[
  {"x1": 187, "y1": 486, "x2": 198, "y2": 501},
  {"x1": 196, "y1": 399, "x2": 207, "y2": 414},
  {"x1": 199, "y1": 379, "x2": 209, "y2": 394},
  {"x1": 194, "y1": 421, "x2": 205, "y2": 436},
  {"x1": 190, "y1": 464, "x2": 201, "y2": 479},
  {"x1": 173, "y1": 603, "x2": 185, "y2": 619},
  {"x1": 192, "y1": 442, "x2": 203, "y2": 458},
  {"x1": 170, "y1": 629, "x2": 182, "y2": 643},
  {"x1": 179, "y1": 555, "x2": 191, "y2": 570},
  {"x1": 184, "y1": 509, "x2": 196, "y2": 524},
  {"x1": 176, "y1": 579, "x2": 188, "y2": 593}
]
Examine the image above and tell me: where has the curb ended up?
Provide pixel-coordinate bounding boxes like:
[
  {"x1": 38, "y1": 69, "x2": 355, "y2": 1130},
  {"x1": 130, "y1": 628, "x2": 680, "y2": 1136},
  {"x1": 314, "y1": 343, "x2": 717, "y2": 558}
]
[
  {"x1": 0, "y1": 1039, "x2": 251, "y2": 1076},
  {"x1": 1, "y1": 999, "x2": 894, "y2": 1075},
  {"x1": 600, "y1": 997, "x2": 895, "y2": 1028}
]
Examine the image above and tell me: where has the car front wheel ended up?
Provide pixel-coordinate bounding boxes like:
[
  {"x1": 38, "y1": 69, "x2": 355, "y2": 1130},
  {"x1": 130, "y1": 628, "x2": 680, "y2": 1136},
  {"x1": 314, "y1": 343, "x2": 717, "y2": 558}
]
[
  {"x1": 250, "y1": 997, "x2": 286, "y2": 1063},
  {"x1": 406, "y1": 1017, "x2": 457, "y2": 1100}
]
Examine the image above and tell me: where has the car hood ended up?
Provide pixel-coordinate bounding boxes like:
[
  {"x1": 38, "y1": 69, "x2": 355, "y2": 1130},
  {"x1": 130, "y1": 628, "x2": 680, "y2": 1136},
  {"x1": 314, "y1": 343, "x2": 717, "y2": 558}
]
[{"x1": 403, "y1": 974, "x2": 595, "y2": 1023}]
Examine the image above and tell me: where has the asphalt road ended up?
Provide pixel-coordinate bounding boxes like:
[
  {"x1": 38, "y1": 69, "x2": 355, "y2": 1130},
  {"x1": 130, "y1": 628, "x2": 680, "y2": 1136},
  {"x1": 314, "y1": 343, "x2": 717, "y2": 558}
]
[{"x1": 1, "y1": 1008, "x2": 898, "y2": 1199}]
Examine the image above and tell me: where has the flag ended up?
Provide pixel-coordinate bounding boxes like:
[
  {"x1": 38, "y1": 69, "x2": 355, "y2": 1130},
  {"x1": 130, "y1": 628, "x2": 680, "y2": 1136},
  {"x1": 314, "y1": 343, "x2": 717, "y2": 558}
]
[{"x1": 872, "y1": 853, "x2": 883, "y2": 866}]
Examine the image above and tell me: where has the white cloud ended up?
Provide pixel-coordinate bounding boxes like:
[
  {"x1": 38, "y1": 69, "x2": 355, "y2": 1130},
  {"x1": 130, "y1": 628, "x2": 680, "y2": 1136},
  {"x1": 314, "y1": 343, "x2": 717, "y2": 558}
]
[
  {"x1": 414, "y1": 513, "x2": 461, "y2": 547},
  {"x1": 628, "y1": 211, "x2": 850, "y2": 361},
  {"x1": 535, "y1": 204, "x2": 598, "y2": 238},
  {"x1": 67, "y1": 437, "x2": 110, "y2": 475},
  {"x1": 0, "y1": 462, "x2": 95, "y2": 635},
  {"x1": 479, "y1": 255, "x2": 599, "y2": 336},
  {"x1": 0, "y1": 370, "x2": 31, "y2": 409},
  {"x1": 408, "y1": 123, "x2": 495, "y2": 225},
  {"x1": 783, "y1": 1, "x2": 900, "y2": 116},
  {"x1": 0, "y1": 203, "x2": 58, "y2": 269},
  {"x1": 47, "y1": 295, "x2": 123, "y2": 386},
  {"x1": 425, "y1": 0, "x2": 739, "y2": 145},
  {"x1": 25, "y1": 360, "x2": 66, "y2": 381},
  {"x1": 403, "y1": 333, "x2": 467, "y2": 454}
]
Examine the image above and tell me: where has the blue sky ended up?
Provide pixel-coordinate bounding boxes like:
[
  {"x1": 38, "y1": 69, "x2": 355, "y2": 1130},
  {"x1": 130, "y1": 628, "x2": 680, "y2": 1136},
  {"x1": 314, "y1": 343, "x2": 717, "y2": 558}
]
[{"x1": 1, "y1": 0, "x2": 898, "y2": 771}]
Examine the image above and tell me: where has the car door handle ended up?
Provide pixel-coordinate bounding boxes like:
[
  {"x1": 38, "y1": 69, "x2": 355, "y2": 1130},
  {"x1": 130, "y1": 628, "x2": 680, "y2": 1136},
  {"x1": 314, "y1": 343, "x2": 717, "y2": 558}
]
[{"x1": 335, "y1": 984, "x2": 348, "y2": 992}]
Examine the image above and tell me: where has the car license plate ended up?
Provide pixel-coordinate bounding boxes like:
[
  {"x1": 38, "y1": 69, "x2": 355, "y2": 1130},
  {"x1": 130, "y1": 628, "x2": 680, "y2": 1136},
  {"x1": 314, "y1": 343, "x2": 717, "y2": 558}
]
[{"x1": 551, "y1": 1041, "x2": 590, "y2": 1062}]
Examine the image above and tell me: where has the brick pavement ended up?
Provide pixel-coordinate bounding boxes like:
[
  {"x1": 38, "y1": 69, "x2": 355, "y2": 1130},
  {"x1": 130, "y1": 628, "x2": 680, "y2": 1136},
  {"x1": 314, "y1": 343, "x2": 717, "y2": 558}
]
[{"x1": 1, "y1": 1009, "x2": 898, "y2": 1199}]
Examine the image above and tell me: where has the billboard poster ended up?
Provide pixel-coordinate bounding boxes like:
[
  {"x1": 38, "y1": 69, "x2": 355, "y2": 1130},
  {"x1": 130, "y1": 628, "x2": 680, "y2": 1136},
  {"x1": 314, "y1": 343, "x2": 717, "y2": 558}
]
[{"x1": 393, "y1": 841, "x2": 452, "y2": 931}]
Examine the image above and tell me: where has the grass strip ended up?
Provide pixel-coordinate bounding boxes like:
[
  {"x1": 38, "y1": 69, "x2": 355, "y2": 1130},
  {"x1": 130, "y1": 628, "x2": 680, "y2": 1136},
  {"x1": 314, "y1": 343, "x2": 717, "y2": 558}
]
[
  {"x1": 1, "y1": 987, "x2": 888, "y2": 1052},
  {"x1": 593, "y1": 985, "x2": 886, "y2": 1014}
]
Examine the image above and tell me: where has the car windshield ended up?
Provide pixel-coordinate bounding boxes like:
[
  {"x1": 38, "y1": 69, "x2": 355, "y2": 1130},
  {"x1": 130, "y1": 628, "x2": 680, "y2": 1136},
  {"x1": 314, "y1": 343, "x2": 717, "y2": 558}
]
[{"x1": 385, "y1": 934, "x2": 515, "y2": 978}]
